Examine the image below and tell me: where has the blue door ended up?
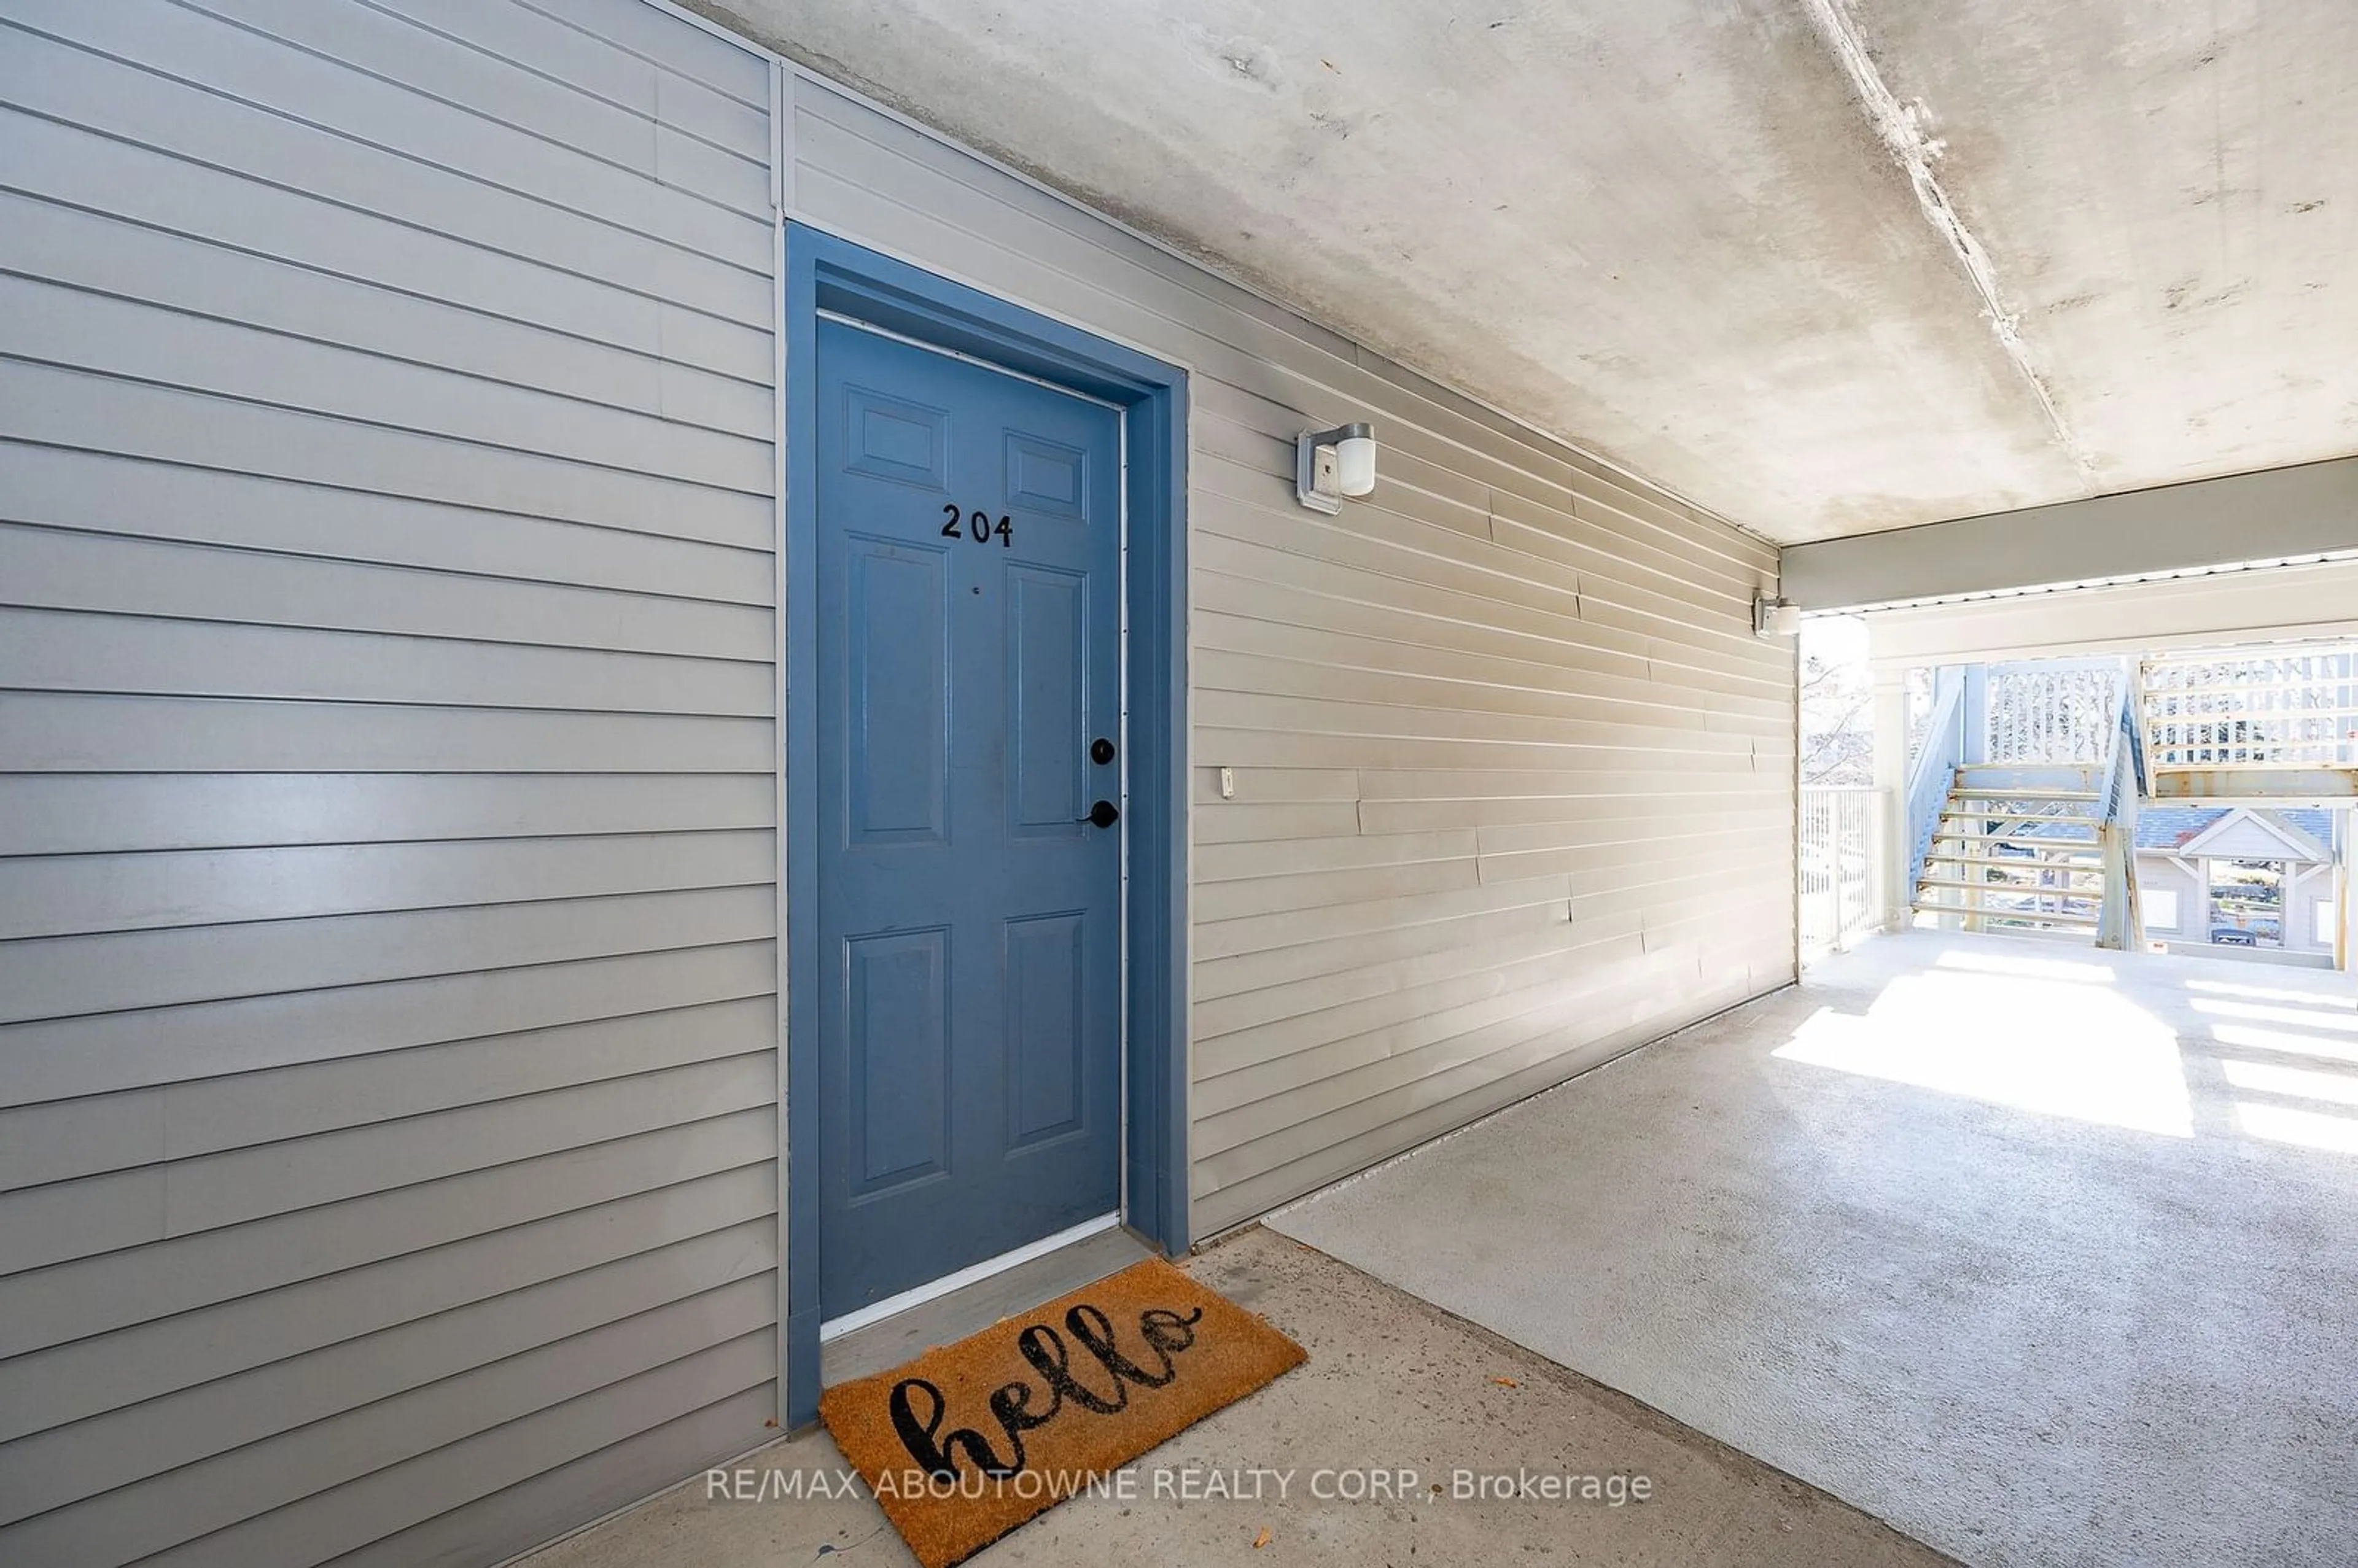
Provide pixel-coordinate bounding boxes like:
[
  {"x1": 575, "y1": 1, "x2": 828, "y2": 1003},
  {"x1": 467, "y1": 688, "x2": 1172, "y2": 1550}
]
[{"x1": 814, "y1": 318, "x2": 1125, "y2": 1317}]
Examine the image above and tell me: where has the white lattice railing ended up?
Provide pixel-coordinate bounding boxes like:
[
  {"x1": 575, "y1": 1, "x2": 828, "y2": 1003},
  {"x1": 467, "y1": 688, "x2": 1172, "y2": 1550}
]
[
  {"x1": 2141, "y1": 643, "x2": 2358, "y2": 772},
  {"x1": 1800, "y1": 786, "x2": 1883, "y2": 958},
  {"x1": 1983, "y1": 661, "x2": 2127, "y2": 764}
]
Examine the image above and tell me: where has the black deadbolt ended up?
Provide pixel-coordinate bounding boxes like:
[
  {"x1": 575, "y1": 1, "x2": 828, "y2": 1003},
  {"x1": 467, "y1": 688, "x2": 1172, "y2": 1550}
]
[
  {"x1": 1091, "y1": 737, "x2": 1116, "y2": 766},
  {"x1": 1083, "y1": 799, "x2": 1119, "y2": 829}
]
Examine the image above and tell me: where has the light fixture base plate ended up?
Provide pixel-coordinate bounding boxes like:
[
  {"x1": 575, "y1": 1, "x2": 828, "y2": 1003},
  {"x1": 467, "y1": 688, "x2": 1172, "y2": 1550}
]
[{"x1": 1296, "y1": 431, "x2": 1343, "y2": 513}]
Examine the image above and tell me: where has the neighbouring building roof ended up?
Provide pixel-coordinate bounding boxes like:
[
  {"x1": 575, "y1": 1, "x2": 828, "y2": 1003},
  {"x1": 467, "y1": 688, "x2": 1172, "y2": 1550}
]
[
  {"x1": 2136, "y1": 808, "x2": 2227, "y2": 850},
  {"x1": 2134, "y1": 807, "x2": 2337, "y2": 858}
]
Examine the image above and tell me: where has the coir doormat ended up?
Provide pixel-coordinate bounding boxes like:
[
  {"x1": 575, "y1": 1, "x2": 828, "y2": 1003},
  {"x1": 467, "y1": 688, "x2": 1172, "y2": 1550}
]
[{"x1": 818, "y1": 1256, "x2": 1306, "y2": 1567}]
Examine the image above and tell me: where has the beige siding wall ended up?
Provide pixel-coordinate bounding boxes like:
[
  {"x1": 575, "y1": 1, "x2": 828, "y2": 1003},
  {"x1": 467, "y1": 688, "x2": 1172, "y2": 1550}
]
[
  {"x1": 781, "y1": 72, "x2": 1796, "y2": 1238},
  {"x1": 0, "y1": 1, "x2": 782, "y2": 1563}
]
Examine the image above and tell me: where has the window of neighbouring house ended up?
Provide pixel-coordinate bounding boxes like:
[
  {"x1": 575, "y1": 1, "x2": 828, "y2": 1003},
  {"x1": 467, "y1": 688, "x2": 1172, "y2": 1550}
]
[
  {"x1": 2208, "y1": 858, "x2": 2286, "y2": 948},
  {"x1": 2145, "y1": 888, "x2": 2180, "y2": 930},
  {"x1": 2321, "y1": 899, "x2": 2338, "y2": 946}
]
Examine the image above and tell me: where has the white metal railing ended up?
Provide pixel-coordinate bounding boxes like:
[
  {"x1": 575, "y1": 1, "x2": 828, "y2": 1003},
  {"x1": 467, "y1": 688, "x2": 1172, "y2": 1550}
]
[
  {"x1": 1904, "y1": 667, "x2": 1971, "y2": 897},
  {"x1": 1800, "y1": 786, "x2": 1883, "y2": 958},
  {"x1": 2097, "y1": 697, "x2": 2139, "y2": 949},
  {"x1": 1983, "y1": 660, "x2": 2127, "y2": 764},
  {"x1": 2141, "y1": 643, "x2": 2358, "y2": 772},
  {"x1": 1904, "y1": 666, "x2": 1936, "y2": 772}
]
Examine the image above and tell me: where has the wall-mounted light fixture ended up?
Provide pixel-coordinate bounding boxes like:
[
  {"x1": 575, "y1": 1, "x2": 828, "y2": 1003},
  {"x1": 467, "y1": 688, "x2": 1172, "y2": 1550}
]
[
  {"x1": 1753, "y1": 593, "x2": 1803, "y2": 638},
  {"x1": 1296, "y1": 422, "x2": 1377, "y2": 513}
]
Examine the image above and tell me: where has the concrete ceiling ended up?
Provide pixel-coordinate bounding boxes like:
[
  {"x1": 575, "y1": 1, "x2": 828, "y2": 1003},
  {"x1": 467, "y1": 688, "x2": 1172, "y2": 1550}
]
[{"x1": 699, "y1": 0, "x2": 2358, "y2": 546}]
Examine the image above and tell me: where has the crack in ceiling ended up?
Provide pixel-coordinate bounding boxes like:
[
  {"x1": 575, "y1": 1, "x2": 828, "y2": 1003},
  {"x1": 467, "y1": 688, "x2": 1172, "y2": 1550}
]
[{"x1": 1796, "y1": 0, "x2": 2099, "y2": 484}]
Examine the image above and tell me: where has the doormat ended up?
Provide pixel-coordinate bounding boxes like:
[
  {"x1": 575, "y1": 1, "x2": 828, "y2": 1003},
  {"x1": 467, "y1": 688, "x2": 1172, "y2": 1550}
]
[{"x1": 818, "y1": 1256, "x2": 1306, "y2": 1568}]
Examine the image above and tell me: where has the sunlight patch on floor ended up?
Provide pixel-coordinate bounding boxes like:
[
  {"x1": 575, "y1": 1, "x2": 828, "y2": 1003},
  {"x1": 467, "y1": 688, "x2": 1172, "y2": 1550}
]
[
  {"x1": 2190, "y1": 996, "x2": 2358, "y2": 1033},
  {"x1": 1930, "y1": 947, "x2": 2119, "y2": 985},
  {"x1": 1776, "y1": 969, "x2": 2192, "y2": 1136},
  {"x1": 2219, "y1": 1057, "x2": 2358, "y2": 1108},
  {"x1": 2185, "y1": 977, "x2": 2357, "y2": 1010},
  {"x1": 2235, "y1": 1099, "x2": 2358, "y2": 1154},
  {"x1": 2208, "y1": 1023, "x2": 2358, "y2": 1066}
]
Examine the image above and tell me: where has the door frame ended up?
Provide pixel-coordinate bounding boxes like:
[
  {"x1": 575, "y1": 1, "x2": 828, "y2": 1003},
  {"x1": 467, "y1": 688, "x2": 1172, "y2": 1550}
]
[{"x1": 780, "y1": 225, "x2": 1189, "y2": 1425}]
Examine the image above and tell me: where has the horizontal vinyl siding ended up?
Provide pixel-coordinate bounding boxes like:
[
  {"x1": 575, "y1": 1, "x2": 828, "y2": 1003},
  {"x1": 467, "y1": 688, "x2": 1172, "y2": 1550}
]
[
  {"x1": 782, "y1": 72, "x2": 1796, "y2": 1241},
  {"x1": 0, "y1": 4, "x2": 780, "y2": 1568}
]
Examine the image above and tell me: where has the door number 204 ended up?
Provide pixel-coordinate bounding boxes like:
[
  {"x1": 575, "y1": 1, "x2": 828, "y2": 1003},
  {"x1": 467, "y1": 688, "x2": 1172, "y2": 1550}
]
[{"x1": 943, "y1": 504, "x2": 1013, "y2": 547}]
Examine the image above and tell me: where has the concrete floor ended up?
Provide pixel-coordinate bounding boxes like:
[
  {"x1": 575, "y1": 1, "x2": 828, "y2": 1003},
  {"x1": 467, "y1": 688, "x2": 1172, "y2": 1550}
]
[
  {"x1": 1270, "y1": 931, "x2": 2358, "y2": 1568},
  {"x1": 523, "y1": 1227, "x2": 1952, "y2": 1568}
]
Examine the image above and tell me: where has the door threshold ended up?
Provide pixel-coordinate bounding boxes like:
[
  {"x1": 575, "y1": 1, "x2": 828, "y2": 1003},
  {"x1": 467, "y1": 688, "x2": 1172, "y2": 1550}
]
[
  {"x1": 819, "y1": 1219, "x2": 1150, "y2": 1388},
  {"x1": 820, "y1": 1213, "x2": 1121, "y2": 1343}
]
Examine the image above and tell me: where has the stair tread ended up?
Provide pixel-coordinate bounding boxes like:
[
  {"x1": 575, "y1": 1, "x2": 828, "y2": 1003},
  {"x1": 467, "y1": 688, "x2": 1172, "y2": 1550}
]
[
  {"x1": 1948, "y1": 808, "x2": 2105, "y2": 817},
  {"x1": 1947, "y1": 790, "x2": 2104, "y2": 802},
  {"x1": 1917, "y1": 877, "x2": 2101, "y2": 893},
  {"x1": 1955, "y1": 766, "x2": 2103, "y2": 776},
  {"x1": 1911, "y1": 903, "x2": 2100, "y2": 927},
  {"x1": 1923, "y1": 848, "x2": 2104, "y2": 860},
  {"x1": 1917, "y1": 886, "x2": 2099, "y2": 896},
  {"x1": 1912, "y1": 891, "x2": 2098, "y2": 902},
  {"x1": 1917, "y1": 893, "x2": 2102, "y2": 904},
  {"x1": 1928, "y1": 844, "x2": 2100, "y2": 854},
  {"x1": 1935, "y1": 812, "x2": 2103, "y2": 823},
  {"x1": 1931, "y1": 829, "x2": 2101, "y2": 839},
  {"x1": 1922, "y1": 856, "x2": 2104, "y2": 869},
  {"x1": 1923, "y1": 872, "x2": 2104, "y2": 882},
  {"x1": 1928, "y1": 828, "x2": 2101, "y2": 839}
]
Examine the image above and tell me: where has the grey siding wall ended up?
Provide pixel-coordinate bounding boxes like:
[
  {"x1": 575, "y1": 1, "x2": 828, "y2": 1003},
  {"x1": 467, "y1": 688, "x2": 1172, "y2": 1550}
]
[
  {"x1": 5, "y1": 2, "x2": 1796, "y2": 1561},
  {"x1": 0, "y1": 1, "x2": 781, "y2": 1564},
  {"x1": 774, "y1": 71, "x2": 1796, "y2": 1238}
]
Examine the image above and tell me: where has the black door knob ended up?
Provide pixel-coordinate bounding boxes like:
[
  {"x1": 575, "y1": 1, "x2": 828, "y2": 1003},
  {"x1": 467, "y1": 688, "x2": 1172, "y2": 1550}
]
[
  {"x1": 1091, "y1": 737, "x2": 1116, "y2": 765},
  {"x1": 1083, "y1": 799, "x2": 1119, "y2": 829}
]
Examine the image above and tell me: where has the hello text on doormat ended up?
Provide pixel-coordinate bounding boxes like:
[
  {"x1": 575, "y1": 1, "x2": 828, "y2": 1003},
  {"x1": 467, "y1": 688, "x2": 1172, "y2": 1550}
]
[{"x1": 818, "y1": 1257, "x2": 1307, "y2": 1568}]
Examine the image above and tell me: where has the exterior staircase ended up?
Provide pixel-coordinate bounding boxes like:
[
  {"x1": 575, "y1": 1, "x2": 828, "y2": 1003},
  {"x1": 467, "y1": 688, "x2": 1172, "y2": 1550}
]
[
  {"x1": 1892, "y1": 648, "x2": 2354, "y2": 957},
  {"x1": 1911, "y1": 766, "x2": 2110, "y2": 936}
]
